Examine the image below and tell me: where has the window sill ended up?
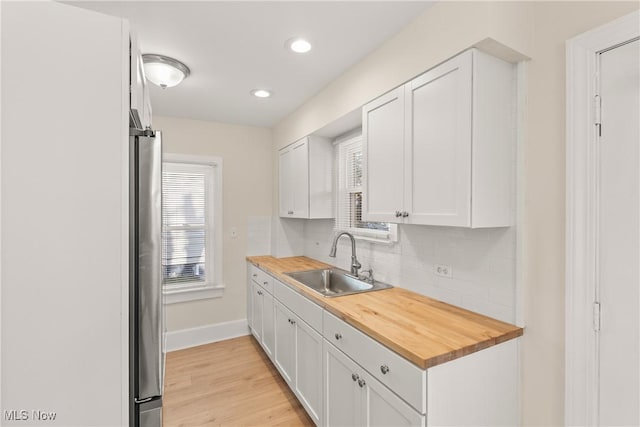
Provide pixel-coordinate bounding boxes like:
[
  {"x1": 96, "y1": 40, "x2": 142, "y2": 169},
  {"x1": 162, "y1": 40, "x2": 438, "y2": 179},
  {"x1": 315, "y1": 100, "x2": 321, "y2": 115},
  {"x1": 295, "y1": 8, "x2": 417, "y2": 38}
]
[
  {"x1": 163, "y1": 283, "x2": 225, "y2": 304},
  {"x1": 338, "y1": 224, "x2": 398, "y2": 245}
]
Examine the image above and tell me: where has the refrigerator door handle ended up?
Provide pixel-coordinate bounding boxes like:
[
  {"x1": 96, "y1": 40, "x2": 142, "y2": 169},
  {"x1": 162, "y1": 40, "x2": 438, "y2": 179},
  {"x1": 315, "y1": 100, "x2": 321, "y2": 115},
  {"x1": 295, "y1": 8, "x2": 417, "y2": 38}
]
[{"x1": 135, "y1": 131, "x2": 164, "y2": 401}]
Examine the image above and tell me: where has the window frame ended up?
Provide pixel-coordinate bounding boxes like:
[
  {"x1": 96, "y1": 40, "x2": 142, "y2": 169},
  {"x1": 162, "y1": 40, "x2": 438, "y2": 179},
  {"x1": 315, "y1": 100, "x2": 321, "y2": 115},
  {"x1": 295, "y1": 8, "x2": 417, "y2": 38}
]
[
  {"x1": 335, "y1": 134, "x2": 398, "y2": 244},
  {"x1": 162, "y1": 153, "x2": 224, "y2": 304}
]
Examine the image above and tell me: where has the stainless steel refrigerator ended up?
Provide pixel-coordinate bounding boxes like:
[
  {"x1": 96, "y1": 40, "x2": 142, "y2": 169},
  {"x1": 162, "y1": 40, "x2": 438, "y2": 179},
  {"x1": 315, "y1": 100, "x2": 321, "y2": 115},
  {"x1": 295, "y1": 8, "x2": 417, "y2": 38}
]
[{"x1": 130, "y1": 125, "x2": 164, "y2": 427}]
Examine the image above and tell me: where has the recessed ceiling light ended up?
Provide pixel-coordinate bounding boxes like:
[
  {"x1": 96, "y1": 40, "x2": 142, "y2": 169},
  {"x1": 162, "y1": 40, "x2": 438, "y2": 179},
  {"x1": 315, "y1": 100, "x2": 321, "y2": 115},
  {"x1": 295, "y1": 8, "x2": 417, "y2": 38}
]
[
  {"x1": 251, "y1": 89, "x2": 272, "y2": 98},
  {"x1": 286, "y1": 37, "x2": 312, "y2": 54}
]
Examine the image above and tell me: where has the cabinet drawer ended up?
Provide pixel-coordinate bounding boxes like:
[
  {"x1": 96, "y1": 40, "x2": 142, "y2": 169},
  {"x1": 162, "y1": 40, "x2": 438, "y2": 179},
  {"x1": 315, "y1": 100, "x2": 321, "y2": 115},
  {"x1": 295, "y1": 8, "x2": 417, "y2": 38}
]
[
  {"x1": 249, "y1": 265, "x2": 273, "y2": 294},
  {"x1": 273, "y1": 280, "x2": 323, "y2": 333},
  {"x1": 323, "y1": 311, "x2": 426, "y2": 414}
]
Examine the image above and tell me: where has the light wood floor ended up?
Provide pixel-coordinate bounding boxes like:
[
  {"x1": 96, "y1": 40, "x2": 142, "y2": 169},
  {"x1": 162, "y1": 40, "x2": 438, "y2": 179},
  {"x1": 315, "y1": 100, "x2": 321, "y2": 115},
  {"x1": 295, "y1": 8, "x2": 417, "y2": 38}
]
[{"x1": 163, "y1": 335, "x2": 314, "y2": 427}]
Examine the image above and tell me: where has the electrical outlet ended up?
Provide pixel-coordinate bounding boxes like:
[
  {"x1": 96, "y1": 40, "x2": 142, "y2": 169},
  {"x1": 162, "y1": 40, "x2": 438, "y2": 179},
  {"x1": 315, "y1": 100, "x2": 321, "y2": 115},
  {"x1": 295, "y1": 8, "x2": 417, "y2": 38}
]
[{"x1": 434, "y1": 264, "x2": 452, "y2": 278}]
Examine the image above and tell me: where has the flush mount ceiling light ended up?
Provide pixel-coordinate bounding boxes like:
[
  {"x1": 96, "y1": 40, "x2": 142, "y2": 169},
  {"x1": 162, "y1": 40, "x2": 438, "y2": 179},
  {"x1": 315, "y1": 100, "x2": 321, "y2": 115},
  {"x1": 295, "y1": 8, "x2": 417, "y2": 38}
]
[
  {"x1": 285, "y1": 37, "x2": 312, "y2": 54},
  {"x1": 142, "y1": 54, "x2": 190, "y2": 89},
  {"x1": 251, "y1": 89, "x2": 272, "y2": 98}
]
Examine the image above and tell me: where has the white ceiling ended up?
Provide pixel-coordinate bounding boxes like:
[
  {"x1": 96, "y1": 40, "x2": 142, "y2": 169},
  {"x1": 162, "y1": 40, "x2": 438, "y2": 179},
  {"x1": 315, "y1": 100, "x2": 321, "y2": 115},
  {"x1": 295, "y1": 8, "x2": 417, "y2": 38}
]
[{"x1": 68, "y1": 1, "x2": 433, "y2": 128}]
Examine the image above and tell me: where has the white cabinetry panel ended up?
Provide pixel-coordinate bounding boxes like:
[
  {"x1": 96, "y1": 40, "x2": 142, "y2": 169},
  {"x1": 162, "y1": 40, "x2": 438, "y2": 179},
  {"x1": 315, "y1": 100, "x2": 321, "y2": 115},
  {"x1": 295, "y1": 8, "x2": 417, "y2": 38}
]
[
  {"x1": 2, "y1": 2, "x2": 129, "y2": 424},
  {"x1": 279, "y1": 136, "x2": 333, "y2": 219},
  {"x1": 363, "y1": 48, "x2": 515, "y2": 228},
  {"x1": 406, "y1": 51, "x2": 472, "y2": 226},
  {"x1": 274, "y1": 301, "x2": 296, "y2": 385},
  {"x1": 363, "y1": 87, "x2": 405, "y2": 222}
]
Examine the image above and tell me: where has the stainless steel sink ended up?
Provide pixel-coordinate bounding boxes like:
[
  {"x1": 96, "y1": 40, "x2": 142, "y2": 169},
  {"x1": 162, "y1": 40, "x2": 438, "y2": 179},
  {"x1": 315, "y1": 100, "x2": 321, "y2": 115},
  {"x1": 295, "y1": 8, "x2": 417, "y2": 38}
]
[{"x1": 284, "y1": 268, "x2": 392, "y2": 297}]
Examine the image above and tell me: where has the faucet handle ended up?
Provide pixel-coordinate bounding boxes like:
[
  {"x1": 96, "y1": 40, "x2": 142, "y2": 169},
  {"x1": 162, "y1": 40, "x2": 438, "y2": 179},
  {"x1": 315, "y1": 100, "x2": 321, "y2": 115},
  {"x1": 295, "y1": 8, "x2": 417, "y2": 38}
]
[{"x1": 360, "y1": 268, "x2": 374, "y2": 283}]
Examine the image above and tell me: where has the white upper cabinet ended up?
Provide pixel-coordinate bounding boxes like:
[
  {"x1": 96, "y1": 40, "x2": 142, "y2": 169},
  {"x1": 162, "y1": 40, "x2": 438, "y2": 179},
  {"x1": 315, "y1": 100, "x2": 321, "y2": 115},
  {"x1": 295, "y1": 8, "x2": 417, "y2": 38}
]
[
  {"x1": 362, "y1": 87, "x2": 406, "y2": 223},
  {"x1": 279, "y1": 136, "x2": 333, "y2": 219},
  {"x1": 363, "y1": 49, "x2": 515, "y2": 228}
]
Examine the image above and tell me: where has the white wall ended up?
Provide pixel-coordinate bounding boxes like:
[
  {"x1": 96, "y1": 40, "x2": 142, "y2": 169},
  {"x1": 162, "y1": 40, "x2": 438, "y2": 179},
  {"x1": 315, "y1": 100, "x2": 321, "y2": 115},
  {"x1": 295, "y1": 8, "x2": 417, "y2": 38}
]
[
  {"x1": 2, "y1": 2, "x2": 129, "y2": 425},
  {"x1": 271, "y1": 2, "x2": 640, "y2": 425},
  {"x1": 153, "y1": 116, "x2": 272, "y2": 332}
]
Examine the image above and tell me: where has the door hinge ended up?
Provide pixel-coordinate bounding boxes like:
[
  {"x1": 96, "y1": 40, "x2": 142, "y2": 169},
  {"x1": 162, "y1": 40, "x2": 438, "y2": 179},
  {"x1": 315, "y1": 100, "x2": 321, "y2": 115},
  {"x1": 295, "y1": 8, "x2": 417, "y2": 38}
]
[
  {"x1": 594, "y1": 95, "x2": 602, "y2": 137},
  {"x1": 593, "y1": 301, "x2": 601, "y2": 332}
]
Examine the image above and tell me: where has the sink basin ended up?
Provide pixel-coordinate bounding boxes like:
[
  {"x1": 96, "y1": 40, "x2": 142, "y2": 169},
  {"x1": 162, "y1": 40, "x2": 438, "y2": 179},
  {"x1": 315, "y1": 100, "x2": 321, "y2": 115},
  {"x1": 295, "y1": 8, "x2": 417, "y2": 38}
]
[{"x1": 284, "y1": 268, "x2": 392, "y2": 297}]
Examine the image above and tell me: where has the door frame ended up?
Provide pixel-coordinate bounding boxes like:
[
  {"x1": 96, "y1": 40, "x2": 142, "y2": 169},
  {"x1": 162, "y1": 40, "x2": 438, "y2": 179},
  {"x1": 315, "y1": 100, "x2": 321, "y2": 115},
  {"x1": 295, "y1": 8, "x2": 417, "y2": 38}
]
[{"x1": 565, "y1": 10, "x2": 640, "y2": 426}]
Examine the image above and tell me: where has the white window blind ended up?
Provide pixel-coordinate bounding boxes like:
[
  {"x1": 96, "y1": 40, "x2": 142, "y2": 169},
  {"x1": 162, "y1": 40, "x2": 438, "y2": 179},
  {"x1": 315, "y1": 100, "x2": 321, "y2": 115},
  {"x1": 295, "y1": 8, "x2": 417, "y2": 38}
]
[
  {"x1": 335, "y1": 135, "x2": 394, "y2": 240},
  {"x1": 162, "y1": 162, "x2": 214, "y2": 287}
]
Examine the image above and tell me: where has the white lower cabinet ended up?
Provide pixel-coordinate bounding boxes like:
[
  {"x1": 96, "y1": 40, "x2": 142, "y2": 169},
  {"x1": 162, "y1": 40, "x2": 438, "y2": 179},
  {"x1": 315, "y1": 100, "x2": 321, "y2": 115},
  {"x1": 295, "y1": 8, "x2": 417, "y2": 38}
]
[
  {"x1": 262, "y1": 291, "x2": 275, "y2": 358},
  {"x1": 274, "y1": 301, "x2": 296, "y2": 383},
  {"x1": 249, "y1": 266, "x2": 275, "y2": 360},
  {"x1": 248, "y1": 263, "x2": 519, "y2": 427},
  {"x1": 250, "y1": 281, "x2": 263, "y2": 342},
  {"x1": 274, "y1": 298, "x2": 323, "y2": 425},
  {"x1": 324, "y1": 342, "x2": 424, "y2": 427}
]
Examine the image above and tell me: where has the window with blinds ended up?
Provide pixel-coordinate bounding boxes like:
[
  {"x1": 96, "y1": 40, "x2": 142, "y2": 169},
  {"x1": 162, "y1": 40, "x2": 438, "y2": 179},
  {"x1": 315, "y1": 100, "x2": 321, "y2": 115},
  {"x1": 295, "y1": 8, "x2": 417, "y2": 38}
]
[
  {"x1": 335, "y1": 135, "x2": 395, "y2": 240},
  {"x1": 162, "y1": 162, "x2": 215, "y2": 288}
]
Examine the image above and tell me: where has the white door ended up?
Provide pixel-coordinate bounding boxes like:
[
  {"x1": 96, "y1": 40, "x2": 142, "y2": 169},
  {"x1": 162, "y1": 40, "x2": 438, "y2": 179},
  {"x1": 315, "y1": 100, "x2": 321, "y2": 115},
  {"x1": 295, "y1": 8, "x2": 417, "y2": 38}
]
[
  {"x1": 404, "y1": 50, "x2": 472, "y2": 226},
  {"x1": 279, "y1": 147, "x2": 294, "y2": 216},
  {"x1": 291, "y1": 138, "x2": 310, "y2": 218},
  {"x1": 324, "y1": 342, "x2": 362, "y2": 426},
  {"x1": 597, "y1": 38, "x2": 639, "y2": 426},
  {"x1": 364, "y1": 370, "x2": 425, "y2": 427},
  {"x1": 295, "y1": 319, "x2": 323, "y2": 425},
  {"x1": 274, "y1": 301, "x2": 296, "y2": 385},
  {"x1": 262, "y1": 291, "x2": 275, "y2": 359},
  {"x1": 251, "y1": 282, "x2": 263, "y2": 341},
  {"x1": 362, "y1": 86, "x2": 405, "y2": 223}
]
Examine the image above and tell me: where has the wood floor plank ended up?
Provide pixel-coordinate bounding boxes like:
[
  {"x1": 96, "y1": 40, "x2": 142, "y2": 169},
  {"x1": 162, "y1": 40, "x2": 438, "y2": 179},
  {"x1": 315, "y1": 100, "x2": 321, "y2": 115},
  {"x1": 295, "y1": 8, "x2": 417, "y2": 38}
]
[{"x1": 163, "y1": 335, "x2": 314, "y2": 427}]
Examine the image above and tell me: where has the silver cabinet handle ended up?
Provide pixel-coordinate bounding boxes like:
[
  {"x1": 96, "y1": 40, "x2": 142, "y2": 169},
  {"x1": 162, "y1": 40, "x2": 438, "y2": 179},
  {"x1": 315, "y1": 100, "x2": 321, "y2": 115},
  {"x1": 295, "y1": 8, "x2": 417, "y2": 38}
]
[
  {"x1": 402, "y1": 211, "x2": 409, "y2": 218},
  {"x1": 351, "y1": 373, "x2": 359, "y2": 382},
  {"x1": 395, "y1": 210, "x2": 402, "y2": 217},
  {"x1": 291, "y1": 319, "x2": 296, "y2": 325},
  {"x1": 380, "y1": 365, "x2": 389, "y2": 374},
  {"x1": 263, "y1": 281, "x2": 268, "y2": 285},
  {"x1": 257, "y1": 290, "x2": 262, "y2": 295},
  {"x1": 288, "y1": 318, "x2": 292, "y2": 324},
  {"x1": 252, "y1": 273, "x2": 258, "y2": 278},
  {"x1": 358, "y1": 378, "x2": 366, "y2": 388},
  {"x1": 335, "y1": 333, "x2": 342, "y2": 340}
]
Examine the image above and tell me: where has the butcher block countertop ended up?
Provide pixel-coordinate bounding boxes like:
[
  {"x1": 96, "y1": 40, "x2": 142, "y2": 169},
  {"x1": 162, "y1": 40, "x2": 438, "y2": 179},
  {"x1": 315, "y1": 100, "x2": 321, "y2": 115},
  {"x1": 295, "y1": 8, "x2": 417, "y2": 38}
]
[{"x1": 247, "y1": 255, "x2": 523, "y2": 370}]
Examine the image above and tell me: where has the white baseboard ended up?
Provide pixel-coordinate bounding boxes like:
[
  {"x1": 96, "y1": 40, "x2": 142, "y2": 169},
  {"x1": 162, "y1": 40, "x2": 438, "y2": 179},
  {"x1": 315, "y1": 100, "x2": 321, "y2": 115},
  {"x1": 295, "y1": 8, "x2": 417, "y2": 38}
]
[{"x1": 165, "y1": 319, "x2": 250, "y2": 352}]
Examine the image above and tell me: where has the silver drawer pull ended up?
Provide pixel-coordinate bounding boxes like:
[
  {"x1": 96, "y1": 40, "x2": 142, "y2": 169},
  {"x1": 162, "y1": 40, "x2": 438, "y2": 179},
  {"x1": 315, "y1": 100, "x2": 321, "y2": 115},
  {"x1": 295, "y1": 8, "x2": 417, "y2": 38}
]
[
  {"x1": 351, "y1": 373, "x2": 359, "y2": 382},
  {"x1": 252, "y1": 273, "x2": 258, "y2": 278},
  {"x1": 380, "y1": 365, "x2": 390, "y2": 375},
  {"x1": 334, "y1": 332, "x2": 342, "y2": 340},
  {"x1": 263, "y1": 281, "x2": 268, "y2": 285},
  {"x1": 357, "y1": 378, "x2": 366, "y2": 388}
]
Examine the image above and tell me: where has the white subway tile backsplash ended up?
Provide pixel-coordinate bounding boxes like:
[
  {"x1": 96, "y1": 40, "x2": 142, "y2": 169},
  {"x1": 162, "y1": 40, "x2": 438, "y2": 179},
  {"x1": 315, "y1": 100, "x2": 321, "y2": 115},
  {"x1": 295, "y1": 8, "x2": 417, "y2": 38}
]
[
  {"x1": 299, "y1": 219, "x2": 517, "y2": 323},
  {"x1": 247, "y1": 215, "x2": 272, "y2": 256}
]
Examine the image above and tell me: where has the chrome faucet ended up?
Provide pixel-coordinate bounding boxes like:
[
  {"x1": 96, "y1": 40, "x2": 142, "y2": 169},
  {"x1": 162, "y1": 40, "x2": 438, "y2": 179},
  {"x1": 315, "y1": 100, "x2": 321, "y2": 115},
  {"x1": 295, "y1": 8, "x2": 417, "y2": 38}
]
[{"x1": 329, "y1": 232, "x2": 361, "y2": 277}]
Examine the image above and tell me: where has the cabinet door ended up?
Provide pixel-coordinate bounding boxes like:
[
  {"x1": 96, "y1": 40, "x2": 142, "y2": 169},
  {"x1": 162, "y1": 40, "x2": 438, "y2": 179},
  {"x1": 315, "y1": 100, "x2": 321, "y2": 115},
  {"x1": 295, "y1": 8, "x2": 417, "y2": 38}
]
[
  {"x1": 324, "y1": 342, "x2": 364, "y2": 427},
  {"x1": 362, "y1": 86, "x2": 405, "y2": 223},
  {"x1": 291, "y1": 139, "x2": 310, "y2": 218},
  {"x1": 274, "y1": 301, "x2": 296, "y2": 385},
  {"x1": 262, "y1": 290, "x2": 275, "y2": 359},
  {"x1": 251, "y1": 282, "x2": 263, "y2": 341},
  {"x1": 279, "y1": 147, "x2": 294, "y2": 217},
  {"x1": 405, "y1": 50, "x2": 473, "y2": 226},
  {"x1": 295, "y1": 319, "x2": 323, "y2": 425},
  {"x1": 363, "y1": 371, "x2": 425, "y2": 427}
]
